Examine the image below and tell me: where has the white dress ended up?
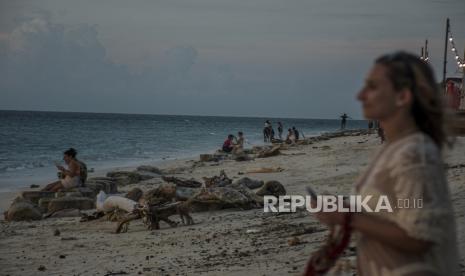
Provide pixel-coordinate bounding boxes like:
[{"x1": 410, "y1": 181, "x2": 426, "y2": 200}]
[{"x1": 355, "y1": 132, "x2": 460, "y2": 276}]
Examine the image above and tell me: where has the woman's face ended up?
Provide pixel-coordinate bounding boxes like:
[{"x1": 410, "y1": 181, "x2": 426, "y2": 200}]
[
  {"x1": 63, "y1": 154, "x2": 71, "y2": 164},
  {"x1": 357, "y1": 64, "x2": 400, "y2": 121}
]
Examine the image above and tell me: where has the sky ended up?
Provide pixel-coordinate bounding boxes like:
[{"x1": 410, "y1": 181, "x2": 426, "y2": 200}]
[{"x1": 0, "y1": 0, "x2": 464, "y2": 119}]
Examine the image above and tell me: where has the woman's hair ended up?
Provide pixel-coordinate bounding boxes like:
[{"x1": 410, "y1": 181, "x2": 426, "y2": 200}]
[
  {"x1": 375, "y1": 51, "x2": 449, "y2": 149},
  {"x1": 64, "y1": 148, "x2": 77, "y2": 158}
]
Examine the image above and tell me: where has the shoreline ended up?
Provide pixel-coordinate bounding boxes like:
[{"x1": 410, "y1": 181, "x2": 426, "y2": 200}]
[
  {"x1": 0, "y1": 129, "x2": 363, "y2": 213},
  {"x1": 0, "y1": 130, "x2": 464, "y2": 275}
]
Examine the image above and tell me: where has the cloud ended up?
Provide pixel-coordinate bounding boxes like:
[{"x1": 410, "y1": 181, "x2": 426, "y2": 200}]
[{"x1": 0, "y1": 14, "x2": 367, "y2": 118}]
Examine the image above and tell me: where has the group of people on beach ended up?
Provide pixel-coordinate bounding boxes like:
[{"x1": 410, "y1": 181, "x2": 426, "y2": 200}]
[
  {"x1": 222, "y1": 132, "x2": 245, "y2": 154},
  {"x1": 30, "y1": 51, "x2": 460, "y2": 275},
  {"x1": 263, "y1": 120, "x2": 302, "y2": 144}
]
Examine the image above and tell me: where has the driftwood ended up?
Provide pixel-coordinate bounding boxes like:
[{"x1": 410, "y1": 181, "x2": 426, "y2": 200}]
[
  {"x1": 256, "y1": 145, "x2": 281, "y2": 158},
  {"x1": 115, "y1": 201, "x2": 193, "y2": 233}
]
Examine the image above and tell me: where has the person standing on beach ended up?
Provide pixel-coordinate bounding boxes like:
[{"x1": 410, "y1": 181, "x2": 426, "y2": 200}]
[
  {"x1": 277, "y1": 122, "x2": 283, "y2": 140},
  {"x1": 309, "y1": 52, "x2": 459, "y2": 275},
  {"x1": 292, "y1": 126, "x2": 300, "y2": 141},
  {"x1": 340, "y1": 113, "x2": 349, "y2": 129}
]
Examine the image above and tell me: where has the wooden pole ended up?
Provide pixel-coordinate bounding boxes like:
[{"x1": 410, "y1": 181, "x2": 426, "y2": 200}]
[
  {"x1": 425, "y1": 39, "x2": 428, "y2": 60},
  {"x1": 443, "y1": 18, "x2": 450, "y2": 89},
  {"x1": 462, "y1": 47, "x2": 465, "y2": 110}
]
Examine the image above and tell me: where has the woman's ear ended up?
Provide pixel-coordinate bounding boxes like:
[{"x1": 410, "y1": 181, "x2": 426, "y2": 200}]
[{"x1": 395, "y1": 88, "x2": 413, "y2": 108}]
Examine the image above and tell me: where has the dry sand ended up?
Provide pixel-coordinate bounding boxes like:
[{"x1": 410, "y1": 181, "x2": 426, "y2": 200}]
[{"x1": 0, "y1": 133, "x2": 464, "y2": 275}]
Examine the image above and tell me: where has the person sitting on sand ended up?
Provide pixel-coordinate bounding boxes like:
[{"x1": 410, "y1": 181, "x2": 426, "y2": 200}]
[
  {"x1": 42, "y1": 148, "x2": 82, "y2": 192},
  {"x1": 310, "y1": 52, "x2": 459, "y2": 275},
  {"x1": 222, "y1": 134, "x2": 235, "y2": 153},
  {"x1": 285, "y1": 128, "x2": 295, "y2": 144},
  {"x1": 232, "y1": 131, "x2": 245, "y2": 154}
]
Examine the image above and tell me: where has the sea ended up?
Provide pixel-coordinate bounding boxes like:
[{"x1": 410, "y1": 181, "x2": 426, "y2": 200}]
[{"x1": 0, "y1": 110, "x2": 367, "y2": 192}]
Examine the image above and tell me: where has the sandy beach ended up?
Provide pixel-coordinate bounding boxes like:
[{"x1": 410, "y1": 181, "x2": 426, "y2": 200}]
[{"x1": 1, "y1": 132, "x2": 464, "y2": 275}]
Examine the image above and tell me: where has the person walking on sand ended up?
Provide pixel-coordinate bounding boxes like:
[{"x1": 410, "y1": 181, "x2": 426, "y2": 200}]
[
  {"x1": 340, "y1": 113, "x2": 349, "y2": 129},
  {"x1": 42, "y1": 148, "x2": 82, "y2": 192},
  {"x1": 307, "y1": 52, "x2": 459, "y2": 275}
]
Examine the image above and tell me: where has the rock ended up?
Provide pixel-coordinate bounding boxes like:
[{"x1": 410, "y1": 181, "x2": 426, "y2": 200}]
[
  {"x1": 175, "y1": 186, "x2": 200, "y2": 201},
  {"x1": 47, "y1": 197, "x2": 94, "y2": 213},
  {"x1": 38, "y1": 197, "x2": 54, "y2": 212},
  {"x1": 38, "y1": 265, "x2": 46, "y2": 271},
  {"x1": 106, "y1": 171, "x2": 153, "y2": 186},
  {"x1": 30, "y1": 184, "x2": 40, "y2": 188},
  {"x1": 125, "y1": 188, "x2": 143, "y2": 202},
  {"x1": 5, "y1": 198, "x2": 42, "y2": 221},
  {"x1": 233, "y1": 177, "x2": 264, "y2": 190},
  {"x1": 136, "y1": 165, "x2": 163, "y2": 175},
  {"x1": 85, "y1": 178, "x2": 118, "y2": 195},
  {"x1": 47, "y1": 209, "x2": 82, "y2": 218},
  {"x1": 54, "y1": 229, "x2": 60, "y2": 236},
  {"x1": 162, "y1": 176, "x2": 202, "y2": 188},
  {"x1": 256, "y1": 181, "x2": 286, "y2": 197},
  {"x1": 20, "y1": 191, "x2": 55, "y2": 205}
]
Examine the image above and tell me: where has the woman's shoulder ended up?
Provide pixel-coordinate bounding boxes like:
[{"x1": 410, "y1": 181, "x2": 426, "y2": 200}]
[{"x1": 388, "y1": 132, "x2": 441, "y2": 169}]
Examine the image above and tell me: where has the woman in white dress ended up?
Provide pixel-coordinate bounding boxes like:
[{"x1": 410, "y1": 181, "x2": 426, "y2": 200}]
[{"x1": 312, "y1": 52, "x2": 460, "y2": 275}]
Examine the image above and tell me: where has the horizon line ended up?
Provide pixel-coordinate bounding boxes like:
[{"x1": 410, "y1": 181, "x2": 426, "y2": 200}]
[{"x1": 0, "y1": 108, "x2": 366, "y2": 121}]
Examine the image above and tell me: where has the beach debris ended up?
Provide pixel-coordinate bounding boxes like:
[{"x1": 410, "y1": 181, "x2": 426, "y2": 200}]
[
  {"x1": 321, "y1": 145, "x2": 331, "y2": 150},
  {"x1": 162, "y1": 176, "x2": 202, "y2": 188},
  {"x1": 287, "y1": 236, "x2": 302, "y2": 246},
  {"x1": 47, "y1": 197, "x2": 94, "y2": 213},
  {"x1": 116, "y1": 200, "x2": 194, "y2": 233},
  {"x1": 255, "y1": 181, "x2": 286, "y2": 197},
  {"x1": 256, "y1": 145, "x2": 281, "y2": 158},
  {"x1": 202, "y1": 170, "x2": 232, "y2": 188},
  {"x1": 125, "y1": 188, "x2": 144, "y2": 202},
  {"x1": 4, "y1": 197, "x2": 42, "y2": 221},
  {"x1": 246, "y1": 229, "x2": 261, "y2": 234},
  {"x1": 233, "y1": 177, "x2": 264, "y2": 190},
  {"x1": 37, "y1": 265, "x2": 46, "y2": 271},
  {"x1": 54, "y1": 229, "x2": 61, "y2": 236},
  {"x1": 246, "y1": 167, "x2": 284, "y2": 174},
  {"x1": 99, "y1": 195, "x2": 138, "y2": 213},
  {"x1": 143, "y1": 184, "x2": 177, "y2": 205}
]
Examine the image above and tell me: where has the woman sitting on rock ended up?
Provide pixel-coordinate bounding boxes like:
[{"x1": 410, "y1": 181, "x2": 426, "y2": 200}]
[{"x1": 42, "y1": 148, "x2": 82, "y2": 192}]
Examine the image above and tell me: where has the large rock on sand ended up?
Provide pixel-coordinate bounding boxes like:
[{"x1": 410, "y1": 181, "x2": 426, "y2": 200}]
[
  {"x1": 233, "y1": 177, "x2": 264, "y2": 190},
  {"x1": 5, "y1": 198, "x2": 42, "y2": 221},
  {"x1": 47, "y1": 197, "x2": 94, "y2": 213},
  {"x1": 85, "y1": 177, "x2": 118, "y2": 195},
  {"x1": 106, "y1": 171, "x2": 154, "y2": 186},
  {"x1": 255, "y1": 181, "x2": 286, "y2": 197}
]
